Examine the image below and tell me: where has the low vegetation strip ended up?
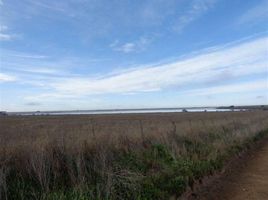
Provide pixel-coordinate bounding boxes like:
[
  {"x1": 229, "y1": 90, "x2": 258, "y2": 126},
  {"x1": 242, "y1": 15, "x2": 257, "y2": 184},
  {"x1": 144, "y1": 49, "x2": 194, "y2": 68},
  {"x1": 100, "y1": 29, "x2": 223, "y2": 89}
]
[{"x1": 0, "y1": 111, "x2": 268, "y2": 199}]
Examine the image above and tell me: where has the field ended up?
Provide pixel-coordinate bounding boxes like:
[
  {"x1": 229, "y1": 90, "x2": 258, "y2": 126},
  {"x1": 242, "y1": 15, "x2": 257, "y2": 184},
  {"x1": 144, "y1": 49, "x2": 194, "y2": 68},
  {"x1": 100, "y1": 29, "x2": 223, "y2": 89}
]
[{"x1": 1, "y1": 111, "x2": 268, "y2": 199}]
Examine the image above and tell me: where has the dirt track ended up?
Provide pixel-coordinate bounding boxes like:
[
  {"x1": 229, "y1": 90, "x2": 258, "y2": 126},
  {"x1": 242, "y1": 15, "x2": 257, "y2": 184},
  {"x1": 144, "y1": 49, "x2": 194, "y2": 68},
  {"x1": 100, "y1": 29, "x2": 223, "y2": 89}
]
[{"x1": 194, "y1": 138, "x2": 268, "y2": 200}]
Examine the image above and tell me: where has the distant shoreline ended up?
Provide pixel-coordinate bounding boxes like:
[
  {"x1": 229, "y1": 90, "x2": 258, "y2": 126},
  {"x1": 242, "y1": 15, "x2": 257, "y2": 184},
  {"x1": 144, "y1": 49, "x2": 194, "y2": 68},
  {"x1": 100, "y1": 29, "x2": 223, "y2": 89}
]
[
  {"x1": 3, "y1": 105, "x2": 267, "y2": 116},
  {"x1": 6, "y1": 107, "x2": 244, "y2": 116}
]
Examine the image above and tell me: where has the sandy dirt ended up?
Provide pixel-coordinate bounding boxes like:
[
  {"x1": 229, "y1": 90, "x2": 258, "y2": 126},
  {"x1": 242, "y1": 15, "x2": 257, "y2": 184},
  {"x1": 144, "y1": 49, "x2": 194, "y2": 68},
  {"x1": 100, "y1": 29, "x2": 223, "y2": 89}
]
[{"x1": 193, "y1": 138, "x2": 268, "y2": 200}]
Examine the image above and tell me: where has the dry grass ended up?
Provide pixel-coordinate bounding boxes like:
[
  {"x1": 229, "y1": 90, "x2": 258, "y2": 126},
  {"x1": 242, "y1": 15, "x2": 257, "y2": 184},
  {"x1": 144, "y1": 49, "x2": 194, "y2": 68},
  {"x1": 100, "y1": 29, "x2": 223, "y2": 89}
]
[{"x1": 0, "y1": 111, "x2": 268, "y2": 199}]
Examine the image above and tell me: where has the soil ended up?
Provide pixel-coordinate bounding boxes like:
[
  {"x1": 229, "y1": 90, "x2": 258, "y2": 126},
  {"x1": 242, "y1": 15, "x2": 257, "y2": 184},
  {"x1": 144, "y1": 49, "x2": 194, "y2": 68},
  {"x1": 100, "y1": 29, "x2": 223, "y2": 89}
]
[{"x1": 187, "y1": 137, "x2": 268, "y2": 200}]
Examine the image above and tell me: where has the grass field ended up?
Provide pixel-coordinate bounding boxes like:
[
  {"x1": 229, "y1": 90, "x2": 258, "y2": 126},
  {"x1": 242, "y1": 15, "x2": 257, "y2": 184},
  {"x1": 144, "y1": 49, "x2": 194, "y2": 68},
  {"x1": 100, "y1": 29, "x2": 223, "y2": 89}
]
[{"x1": 1, "y1": 111, "x2": 268, "y2": 199}]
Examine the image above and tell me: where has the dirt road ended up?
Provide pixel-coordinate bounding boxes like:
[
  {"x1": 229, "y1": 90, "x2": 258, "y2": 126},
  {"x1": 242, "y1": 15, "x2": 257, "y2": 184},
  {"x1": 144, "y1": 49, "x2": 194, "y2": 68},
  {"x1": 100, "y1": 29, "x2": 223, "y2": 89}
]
[{"x1": 192, "y1": 138, "x2": 268, "y2": 200}]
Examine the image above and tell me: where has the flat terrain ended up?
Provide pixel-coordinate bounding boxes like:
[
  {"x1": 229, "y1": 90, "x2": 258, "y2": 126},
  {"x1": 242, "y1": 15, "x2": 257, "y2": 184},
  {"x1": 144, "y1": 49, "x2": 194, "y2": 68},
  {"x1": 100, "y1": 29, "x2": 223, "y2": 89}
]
[
  {"x1": 192, "y1": 137, "x2": 268, "y2": 200},
  {"x1": 1, "y1": 111, "x2": 268, "y2": 199},
  {"x1": 1, "y1": 111, "x2": 268, "y2": 146}
]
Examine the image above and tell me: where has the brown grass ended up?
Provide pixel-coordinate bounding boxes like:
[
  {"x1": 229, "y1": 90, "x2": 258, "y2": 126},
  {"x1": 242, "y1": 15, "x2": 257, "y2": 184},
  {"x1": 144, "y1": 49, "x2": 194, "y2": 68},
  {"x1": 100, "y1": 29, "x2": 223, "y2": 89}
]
[{"x1": 0, "y1": 111, "x2": 268, "y2": 199}]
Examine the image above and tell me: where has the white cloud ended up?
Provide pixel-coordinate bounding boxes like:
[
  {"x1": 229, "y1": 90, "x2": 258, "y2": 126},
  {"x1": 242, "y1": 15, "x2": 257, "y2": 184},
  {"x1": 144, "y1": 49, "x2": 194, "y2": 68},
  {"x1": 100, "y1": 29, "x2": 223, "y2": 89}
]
[
  {"x1": 0, "y1": 50, "x2": 95, "y2": 77},
  {"x1": 0, "y1": 33, "x2": 13, "y2": 41},
  {"x1": 33, "y1": 36, "x2": 267, "y2": 97},
  {"x1": 238, "y1": 0, "x2": 268, "y2": 25},
  {"x1": 115, "y1": 43, "x2": 136, "y2": 53},
  {"x1": 0, "y1": 26, "x2": 15, "y2": 41},
  {"x1": 183, "y1": 79, "x2": 268, "y2": 96},
  {"x1": 0, "y1": 73, "x2": 16, "y2": 82},
  {"x1": 111, "y1": 37, "x2": 152, "y2": 53}
]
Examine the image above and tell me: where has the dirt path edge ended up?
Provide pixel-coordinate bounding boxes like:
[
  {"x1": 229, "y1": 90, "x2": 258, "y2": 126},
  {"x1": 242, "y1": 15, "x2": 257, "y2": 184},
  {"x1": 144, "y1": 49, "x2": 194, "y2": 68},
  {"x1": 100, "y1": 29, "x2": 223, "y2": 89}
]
[{"x1": 177, "y1": 130, "x2": 268, "y2": 200}]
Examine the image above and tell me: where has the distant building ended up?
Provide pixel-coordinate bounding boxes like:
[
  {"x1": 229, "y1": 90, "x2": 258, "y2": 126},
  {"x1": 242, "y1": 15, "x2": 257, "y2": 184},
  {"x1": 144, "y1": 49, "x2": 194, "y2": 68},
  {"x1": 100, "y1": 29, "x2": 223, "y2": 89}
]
[{"x1": 182, "y1": 109, "x2": 188, "y2": 112}]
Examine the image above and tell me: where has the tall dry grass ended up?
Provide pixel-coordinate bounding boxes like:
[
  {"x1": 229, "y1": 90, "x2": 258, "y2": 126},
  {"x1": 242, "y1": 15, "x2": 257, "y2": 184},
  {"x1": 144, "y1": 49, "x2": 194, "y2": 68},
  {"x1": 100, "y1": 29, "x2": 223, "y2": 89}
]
[{"x1": 0, "y1": 111, "x2": 268, "y2": 199}]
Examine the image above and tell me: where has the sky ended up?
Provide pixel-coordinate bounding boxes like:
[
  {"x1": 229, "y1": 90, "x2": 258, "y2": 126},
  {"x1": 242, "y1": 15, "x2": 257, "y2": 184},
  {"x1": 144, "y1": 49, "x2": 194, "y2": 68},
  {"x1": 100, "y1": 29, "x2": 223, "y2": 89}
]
[{"x1": 0, "y1": 0, "x2": 267, "y2": 111}]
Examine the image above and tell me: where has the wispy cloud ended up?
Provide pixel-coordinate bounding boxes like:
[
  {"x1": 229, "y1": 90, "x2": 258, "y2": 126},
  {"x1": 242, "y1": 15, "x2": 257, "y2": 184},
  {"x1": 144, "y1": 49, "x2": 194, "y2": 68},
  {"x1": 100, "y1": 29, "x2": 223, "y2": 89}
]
[
  {"x1": 0, "y1": 25, "x2": 15, "y2": 41},
  {"x1": 4, "y1": 52, "x2": 47, "y2": 59},
  {"x1": 0, "y1": 73, "x2": 16, "y2": 82},
  {"x1": 238, "y1": 0, "x2": 268, "y2": 25},
  {"x1": 182, "y1": 79, "x2": 267, "y2": 96},
  {"x1": 110, "y1": 37, "x2": 152, "y2": 53},
  {"x1": 25, "y1": 93, "x2": 79, "y2": 102},
  {"x1": 0, "y1": 49, "x2": 111, "y2": 95},
  {"x1": 1, "y1": 51, "x2": 53, "y2": 74},
  {"x1": 0, "y1": 25, "x2": 8, "y2": 32},
  {"x1": 1, "y1": 0, "x2": 218, "y2": 44},
  {"x1": 256, "y1": 95, "x2": 266, "y2": 99},
  {"x1": 25, "y1": 36, "x2": 267, "y2": 98},
  {"x1": 26, "y1": 0, "x2": 66, "y2": 12},
  {"x1": 173, "y1": 0, "x2": 217, "y2": 32},
  {"x1": 0, "y1": 33, "x2": 13, "y2": 41},
  {"x1": 24, "y1": 102, "x2": 42, "y2": 106}
]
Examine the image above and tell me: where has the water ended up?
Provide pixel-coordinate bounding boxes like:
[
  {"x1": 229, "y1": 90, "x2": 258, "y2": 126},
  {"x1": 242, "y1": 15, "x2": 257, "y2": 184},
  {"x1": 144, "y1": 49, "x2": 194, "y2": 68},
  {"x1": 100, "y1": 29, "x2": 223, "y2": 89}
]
[{"x1": 9, "y1": 107, "x2": 245, "y2": 116}]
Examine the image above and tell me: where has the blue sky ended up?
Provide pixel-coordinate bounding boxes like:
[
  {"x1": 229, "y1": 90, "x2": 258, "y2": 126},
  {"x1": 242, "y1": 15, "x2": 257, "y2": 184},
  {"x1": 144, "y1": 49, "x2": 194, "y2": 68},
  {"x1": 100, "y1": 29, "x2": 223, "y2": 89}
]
[{"x1": 0, "y1": 0, "x2": 267, "y2": 111}]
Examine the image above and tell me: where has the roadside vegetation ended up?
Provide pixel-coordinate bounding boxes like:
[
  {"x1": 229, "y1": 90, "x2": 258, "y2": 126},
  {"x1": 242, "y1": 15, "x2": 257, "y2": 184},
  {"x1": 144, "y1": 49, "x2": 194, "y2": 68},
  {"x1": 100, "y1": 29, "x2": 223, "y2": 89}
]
[{"x1": 0, "y1": 111, "x2": 268, "y2": 199}]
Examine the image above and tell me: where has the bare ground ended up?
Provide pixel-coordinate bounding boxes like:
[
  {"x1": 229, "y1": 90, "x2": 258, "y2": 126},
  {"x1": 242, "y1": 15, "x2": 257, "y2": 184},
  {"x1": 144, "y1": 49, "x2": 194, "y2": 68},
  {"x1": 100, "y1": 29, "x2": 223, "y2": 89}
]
[{"x1": 189, "y1": 137, "x2": 268, "y2": 200}]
